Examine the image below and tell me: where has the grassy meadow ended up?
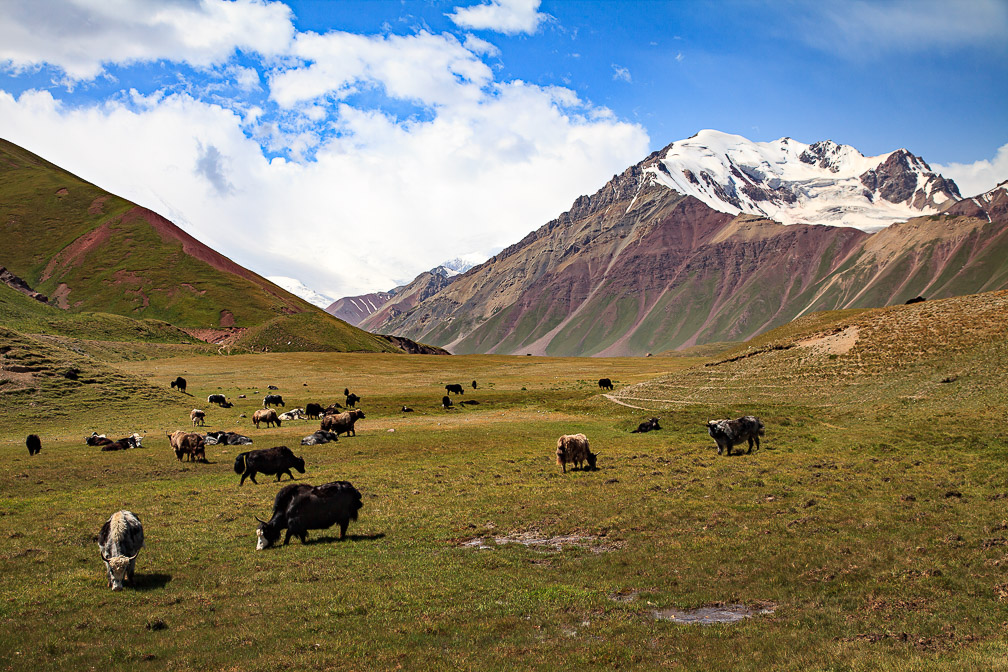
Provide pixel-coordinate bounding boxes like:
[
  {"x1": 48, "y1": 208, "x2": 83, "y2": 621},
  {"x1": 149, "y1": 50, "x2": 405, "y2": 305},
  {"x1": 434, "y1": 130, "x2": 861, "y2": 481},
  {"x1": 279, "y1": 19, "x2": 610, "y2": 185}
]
[{"x1": 2, "y1": 296, "x2": 1008, "y2": 670}]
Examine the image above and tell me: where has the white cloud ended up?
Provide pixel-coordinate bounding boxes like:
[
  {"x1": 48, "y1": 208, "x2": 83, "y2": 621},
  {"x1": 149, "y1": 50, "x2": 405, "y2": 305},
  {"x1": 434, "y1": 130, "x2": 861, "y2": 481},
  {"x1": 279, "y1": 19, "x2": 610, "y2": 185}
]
[
  {"x1": 0, "y1": 82, "x2": 648, "y2": 299},
  {"x1": 463, "y1": 34, "x2": 501, "y2": 58},
  {"x1": 448, "y1": 0, "x2": 548, "y2": 35},
  {"x1": 611, "y1": 64, "x2": 631, "y2": 83},
  {"x1": 934, "y1": 143, "x2": 1008, "y2": 197},
  {"x1": 0, "y1": 0, "x2": 295, "y2": 80},
  {"x1": 269, "y1": 30, "x2": 493, "y2": 109},
  {"x1": 803, "y1": 0, "x2": 1008, "y2": 56}
]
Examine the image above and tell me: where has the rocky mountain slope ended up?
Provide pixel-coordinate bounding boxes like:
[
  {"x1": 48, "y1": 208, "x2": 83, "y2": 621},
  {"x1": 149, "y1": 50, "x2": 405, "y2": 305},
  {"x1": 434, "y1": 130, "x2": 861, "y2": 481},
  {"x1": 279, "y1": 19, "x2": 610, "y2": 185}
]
[
  {"x1": 0, "y1": 138, "x2": 404, "y2": 353},
  {"x1": 367, "y1": 135, "x2": 1006, "y2": 356}
]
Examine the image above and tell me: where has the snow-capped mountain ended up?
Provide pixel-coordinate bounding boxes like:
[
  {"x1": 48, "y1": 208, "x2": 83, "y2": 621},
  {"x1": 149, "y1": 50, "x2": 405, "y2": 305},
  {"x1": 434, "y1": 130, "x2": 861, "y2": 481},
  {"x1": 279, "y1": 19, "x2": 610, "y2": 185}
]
[
  {"x1": 266, "y1": 276, "x2": 335, "y2": 309},
  {"x1": 437, "y1": 255, "x2": 483, "y2": 277},
  {"x1": 645, "y1": 130, "x2": 961, "y2": 232}
]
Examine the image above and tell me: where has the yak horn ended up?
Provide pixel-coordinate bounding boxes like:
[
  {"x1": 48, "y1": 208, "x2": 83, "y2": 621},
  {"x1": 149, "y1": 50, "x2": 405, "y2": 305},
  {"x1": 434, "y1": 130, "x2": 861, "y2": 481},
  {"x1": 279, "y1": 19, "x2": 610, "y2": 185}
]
[
  {"x1": 100, "y1": 552, "x2": 109, "y2": 562},
  {"x1": 128, "y1": 551, "x2": 140, "y2": 561},
  {"x1": 255, "y1": 516, "x2": 267, "y2": 524}
]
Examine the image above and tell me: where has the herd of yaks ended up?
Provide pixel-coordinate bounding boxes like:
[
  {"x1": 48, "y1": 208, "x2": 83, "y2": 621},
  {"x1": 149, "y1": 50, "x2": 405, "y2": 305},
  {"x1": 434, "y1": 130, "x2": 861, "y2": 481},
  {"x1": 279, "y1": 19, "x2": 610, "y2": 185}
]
[{"x1": 22, "y1": 375, "x2": 765, "y2": 591}]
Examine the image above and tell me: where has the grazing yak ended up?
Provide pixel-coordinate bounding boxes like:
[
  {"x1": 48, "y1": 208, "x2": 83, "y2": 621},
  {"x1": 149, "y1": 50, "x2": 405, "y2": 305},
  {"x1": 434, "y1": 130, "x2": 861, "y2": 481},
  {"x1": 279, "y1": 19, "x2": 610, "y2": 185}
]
[
  {"x1": 706, "y1": 416, "x2": 765, "y2": 456},
  {"x1": 255, "y1": 481, "x2": 363, "y2": 549},
  {"x1": 233, "y1": 445, "x2": 305, "y2": 486},
  {"x1": 26, "y1": 434, "x2": 41, "y2": 455},
  {"x1": 301, "y1": 430, "x2": 340, "y2": 446},
  {"x1": 556, "y1": 433, "x2": 597, "y2": 473},
  {"x1": 253, "y1": 408, "x2": 281, "y2": 429},
  {"x1": 204, "y1": 431, "x2": 253, "y2": 446},
  {"x1": 305, "y1": 403, "x2": 324, "y2": 419},
  {"x1": 598, "y1": 378, "x2": 613, "y2": 391},
  {"x1": 190, "y1": 409, "x2": 206, "y2": 427},
  {"x1": 320, "y1": 409, "x2": 365, "y2": 437},
  {"x1": 263, "y1": 394, "x2": 285, "y2": 408},
  {"x1": 97, "y1": 510, "x2": 144, "y2": 591},
  {"x1": 631, "y1": 417, "x2": 662, "y2": 433},
  {"x1": 445, "y1": 383, "x2": 464, "y2": 395},
  {"x1": 442, "y1": 395, "x2": 453, "y2": 409},
  {"x1": 207, "y1": 394, "x2": 233, "y2": 408},
  {"x1": 169, "y1": 430, "x2": 206, "y2": 462},
  {"x1": 170, "y1": 376, "x2": 187, "y2": 393}
]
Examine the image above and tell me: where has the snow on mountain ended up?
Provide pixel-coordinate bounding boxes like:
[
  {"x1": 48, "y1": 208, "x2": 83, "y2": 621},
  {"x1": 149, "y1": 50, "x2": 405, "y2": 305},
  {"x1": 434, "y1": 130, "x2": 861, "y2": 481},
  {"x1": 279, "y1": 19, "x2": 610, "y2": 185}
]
[
  {"x1": 267, "y1": 276, "x2": 336, "y2": 309},
  {"x1": 645, "y1": 130, "x2": 961, "y2": 232},
  {"x1": 436, "y1": 255, "x2": 484, "y2": 277}
]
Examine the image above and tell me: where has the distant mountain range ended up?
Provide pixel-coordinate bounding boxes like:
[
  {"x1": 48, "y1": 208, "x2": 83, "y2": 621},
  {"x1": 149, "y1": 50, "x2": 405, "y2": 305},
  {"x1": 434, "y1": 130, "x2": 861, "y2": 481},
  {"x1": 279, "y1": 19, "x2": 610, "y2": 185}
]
[
  {"x1": 356, "y1": 131, "x2": 1007, "y2": 355},
  {"x1": 325, "y1": 258, "x2": 479, "y2": 326},
  {"x1": 266, "y1": 276, "x2": 336, "y2": 309}
]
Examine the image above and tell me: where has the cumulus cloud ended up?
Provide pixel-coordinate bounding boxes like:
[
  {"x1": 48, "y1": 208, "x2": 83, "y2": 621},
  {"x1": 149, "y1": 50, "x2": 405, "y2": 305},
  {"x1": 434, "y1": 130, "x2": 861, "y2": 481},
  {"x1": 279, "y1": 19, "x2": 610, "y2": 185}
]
[
  {"x1": 0, "y1": 0, "x2": 295, "y2": 80},
  {"x1": 934, "y1": 143, "x2": 1008, "y2": 197},
  {"x1": 463, "y1": 34, "x2": 501, "y2": 57},
  {"x1": 448, "y1": 0, "x2": 548, "y2": 35},
  {"x1": 801, "y1": 0, "x2": 1008, "y2": 56},
  {"x1": 0, "y1": 81, "x2": 647, "y2": 298}
]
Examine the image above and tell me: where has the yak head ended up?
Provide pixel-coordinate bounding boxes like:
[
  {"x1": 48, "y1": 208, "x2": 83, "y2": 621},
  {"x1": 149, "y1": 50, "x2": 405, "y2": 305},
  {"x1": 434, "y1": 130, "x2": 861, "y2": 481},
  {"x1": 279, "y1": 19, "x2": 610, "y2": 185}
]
[
  {"x1": 102, "y1": 552, "x2": 138, "y2": 591},
  {"x1": 586, "y1": 451, "x2": 598, "y2": 470},
  {"x1": 255, "y1": 516, "x2": 282, "y2": 550},
  {"x1": 293, "y1": 456, "x2": 306, "y2": 474}
]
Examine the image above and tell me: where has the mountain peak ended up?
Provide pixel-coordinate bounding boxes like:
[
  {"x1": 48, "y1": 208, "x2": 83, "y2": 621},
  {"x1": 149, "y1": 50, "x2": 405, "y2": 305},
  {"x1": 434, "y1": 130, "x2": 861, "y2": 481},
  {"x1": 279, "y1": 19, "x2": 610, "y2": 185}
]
[{"x1": 645, "y1": 131, "x2": 960, "y2": 232}]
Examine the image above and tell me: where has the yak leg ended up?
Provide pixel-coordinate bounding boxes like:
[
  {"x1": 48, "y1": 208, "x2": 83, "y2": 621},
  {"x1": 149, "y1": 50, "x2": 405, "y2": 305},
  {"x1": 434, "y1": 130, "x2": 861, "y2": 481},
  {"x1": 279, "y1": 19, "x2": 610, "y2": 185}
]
[
  {"x1": 283, "y1": 529, "x2": 293, "y2": 545},
  {"x1": 339, "y1": 521, "x2": 349, "y2": 539},
  {"x1": 726, "y1": 442, "x2": 733, "y2": 456},
  {"x1": 249, "y1": 472, "x2": 258, "y2": 485},
  {"x1": 753, "y1": 435, "x2": 760, "y2": 451}
]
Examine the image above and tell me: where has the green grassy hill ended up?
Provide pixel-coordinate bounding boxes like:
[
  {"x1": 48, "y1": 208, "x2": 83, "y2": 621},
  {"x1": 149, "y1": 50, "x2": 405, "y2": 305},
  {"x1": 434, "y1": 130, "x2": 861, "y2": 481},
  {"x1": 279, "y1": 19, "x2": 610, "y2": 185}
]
[{"x1": 0, "y1": 138, "x2": 400, "y2": 353}]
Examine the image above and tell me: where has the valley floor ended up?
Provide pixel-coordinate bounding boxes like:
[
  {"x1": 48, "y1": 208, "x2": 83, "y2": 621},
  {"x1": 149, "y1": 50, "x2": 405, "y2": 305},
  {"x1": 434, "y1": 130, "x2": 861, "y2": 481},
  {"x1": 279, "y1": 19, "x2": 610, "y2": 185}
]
[{"x1": 1, "y1": 344, "x2": 1006, "y2": 671}]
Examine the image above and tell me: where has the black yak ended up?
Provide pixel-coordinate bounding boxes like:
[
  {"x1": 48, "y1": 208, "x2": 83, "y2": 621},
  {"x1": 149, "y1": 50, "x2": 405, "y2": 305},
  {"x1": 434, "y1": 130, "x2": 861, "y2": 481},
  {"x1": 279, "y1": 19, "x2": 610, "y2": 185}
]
[
  {"x1": 170, "y1": 376, "x2": 187, "y2": 393},
  {"x1": 255, "y1": 481, "x2": 363, "y2": 549},
  {"x1": 445, "y1": 384, "x2": 464, "y2": 395},
  {"x1": 234, "y1": 445, "x2": 306, "y2": 486},
  {"x1": 598, "y1": 378, "x2": 613, "y2": 391},
  {"x1": 26, "y1": 434, "x2": 41, "y2": 455}
]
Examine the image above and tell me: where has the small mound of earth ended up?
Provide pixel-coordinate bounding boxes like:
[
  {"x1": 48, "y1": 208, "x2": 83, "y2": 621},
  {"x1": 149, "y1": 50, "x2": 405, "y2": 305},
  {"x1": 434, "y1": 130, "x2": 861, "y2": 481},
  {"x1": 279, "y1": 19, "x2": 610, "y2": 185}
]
[
  {"x1": 653, "y1": 603, "x2": 775, "y2": 625},
  {"x1": 797, "y1": 325, "x2": 858, "y2": 356},
  {"x1": 460, "y1": 532, "x2": 611, "y2": 553}
]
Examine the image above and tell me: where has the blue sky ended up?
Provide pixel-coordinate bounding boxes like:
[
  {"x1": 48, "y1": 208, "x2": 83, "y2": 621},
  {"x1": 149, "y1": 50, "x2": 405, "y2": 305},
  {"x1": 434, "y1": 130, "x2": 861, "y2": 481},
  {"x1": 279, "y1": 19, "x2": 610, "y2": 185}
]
[{"x1": 1, "y1": 0, "x2": 1006, "y2": 299}]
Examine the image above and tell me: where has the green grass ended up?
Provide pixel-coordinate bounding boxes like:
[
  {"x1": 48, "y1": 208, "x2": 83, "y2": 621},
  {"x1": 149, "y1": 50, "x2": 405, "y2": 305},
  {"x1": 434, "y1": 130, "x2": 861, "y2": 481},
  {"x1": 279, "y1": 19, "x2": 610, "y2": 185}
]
[{"x1": 1, "y1": 294, "x2": 1007, "y2": 670}]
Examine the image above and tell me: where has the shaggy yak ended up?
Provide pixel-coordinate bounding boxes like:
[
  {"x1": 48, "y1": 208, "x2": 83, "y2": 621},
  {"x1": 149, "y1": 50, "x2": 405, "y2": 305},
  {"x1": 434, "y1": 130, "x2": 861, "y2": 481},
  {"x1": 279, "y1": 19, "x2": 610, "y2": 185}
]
[
  {"x1": 556, "y1": 433, "x2": 597, "y2": 473},
  {"x1": 345, "y1": 392, "x2": 360, "y2": 408},
  {"x1": 320, "y1": 409, "x2": 365, "y2": 437},
  {"x1": 263, "y1": 394, "x2": 285, "y2": 408},
  {"x1": 631, "y1": 417, "x2": 661, "y2": 433},
  {"x1": 445, "y1": 384, "x2": 464, "y2": 395},
  {"x1": 169, "y1": 430, "x2": 206, "y2": 462},
  {"x1": 255, "y1": 481, "x2": 363, "y2": 549},
  {"x1": 442, "y1": 395, "x2": 453, "y2": 409},
  {"x1": 253, "y1": 408, "x2": 281, "y2": 429},
  {"x1": 100, "y1": 434, "x2": 142, "y2": 452},
  {"x1": 97, "y1": 510, "x2": 144, "y2": 591},
  {"x1": 597, "y1": 378, "x2": 614, "y2": 391},
  {"x1": 190, "y1": 409, "x2": 206, "y2": 427},
  {"x1": 233, "y1": 445, "x2": 305, "y2": 486},
  {"x1": 706, "y1": 416, "x2": 765, "y2": 456},
  {"x1": 26, "y1": 434, "x2": 41, "y2": 455},
  {"x1": 305, "y1": 403, "x2": 324, "y2": 419},
  {"x1": 207, "y1": 394, "x2": 233, "y2": 408},
  {"x1": 170, "y1": 376, "x2": 187, "y2": 393}
]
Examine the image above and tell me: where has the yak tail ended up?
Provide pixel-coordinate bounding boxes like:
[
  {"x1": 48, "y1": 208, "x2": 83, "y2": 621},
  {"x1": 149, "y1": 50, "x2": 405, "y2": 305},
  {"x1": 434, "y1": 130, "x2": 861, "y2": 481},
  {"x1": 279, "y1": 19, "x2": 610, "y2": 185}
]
[{"x1": 234, "y1": 453, "x2": 248, "y2": 474}]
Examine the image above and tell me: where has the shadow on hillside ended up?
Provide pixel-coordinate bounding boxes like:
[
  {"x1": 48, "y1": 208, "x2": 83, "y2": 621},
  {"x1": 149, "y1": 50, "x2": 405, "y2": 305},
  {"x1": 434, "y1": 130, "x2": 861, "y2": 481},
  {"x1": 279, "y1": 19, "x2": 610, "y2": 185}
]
[{"x1": 132, "y1": 573, "x2": 172, "y2": 591}]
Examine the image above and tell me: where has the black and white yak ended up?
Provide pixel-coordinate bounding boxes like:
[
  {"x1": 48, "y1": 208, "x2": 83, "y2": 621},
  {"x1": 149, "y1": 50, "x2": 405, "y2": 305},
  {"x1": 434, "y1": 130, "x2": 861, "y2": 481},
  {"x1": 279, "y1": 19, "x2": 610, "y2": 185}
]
[{"x1": 97, "y1": 510, "x2": 144, "y2": 591}]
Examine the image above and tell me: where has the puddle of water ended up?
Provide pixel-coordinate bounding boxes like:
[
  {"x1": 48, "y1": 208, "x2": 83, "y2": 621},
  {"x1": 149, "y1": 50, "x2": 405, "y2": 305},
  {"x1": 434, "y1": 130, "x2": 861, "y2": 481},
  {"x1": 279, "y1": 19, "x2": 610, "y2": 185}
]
[
  {"x1": 653, "y1": 603, "x2": 775, "y2": 625},
  {"x1": 460, "y1": 532, "x2": 608, "y2": 553}
]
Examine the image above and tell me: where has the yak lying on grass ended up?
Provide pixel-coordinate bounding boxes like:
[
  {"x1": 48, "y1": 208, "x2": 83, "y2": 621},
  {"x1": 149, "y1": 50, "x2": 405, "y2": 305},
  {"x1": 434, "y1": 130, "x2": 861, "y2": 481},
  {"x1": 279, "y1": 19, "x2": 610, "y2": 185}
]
[
  {"x1": 631, "y1": 417, "x2": 661, "y2": 433},
  {"x1": 204, "y1": 431, "x2": 253, "y2": 446},
  {"x1": 301, "y1": 430, "x2": 339, "y2": 446},
  {"x1": 234, "y1": 445, "x2": 305, "y2": 485},
  {"x1": 707, "y1": 416, "x2": 765, "y2": 456},
  {"x1": 255, "y1": 481, "x2": 362, "y2": 549}
]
